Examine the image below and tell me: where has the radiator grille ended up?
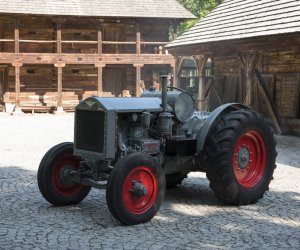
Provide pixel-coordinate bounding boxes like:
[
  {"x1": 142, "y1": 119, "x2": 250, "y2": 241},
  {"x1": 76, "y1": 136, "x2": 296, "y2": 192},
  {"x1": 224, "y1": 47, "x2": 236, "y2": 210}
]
[{"x1": 75, "y1": 109, "x2": 105, "y2": 153}]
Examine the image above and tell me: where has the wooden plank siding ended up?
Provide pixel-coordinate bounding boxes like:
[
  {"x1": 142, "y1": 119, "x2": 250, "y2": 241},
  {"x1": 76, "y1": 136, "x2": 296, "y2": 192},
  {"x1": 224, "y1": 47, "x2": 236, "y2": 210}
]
[
  {"x1": 210, "y1": 47, "x2": 300, "y2": 120},
  {"x1": 263, "y1": 51, "x2": 300, "y2": 73},
  {"x1": 0, "y1": 15, "x2": 178, "y2": 113}
]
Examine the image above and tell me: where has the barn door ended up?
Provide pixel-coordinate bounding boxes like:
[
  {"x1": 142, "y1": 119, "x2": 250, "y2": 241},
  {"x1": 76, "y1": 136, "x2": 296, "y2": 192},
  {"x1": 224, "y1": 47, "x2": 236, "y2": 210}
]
[{"x1": 103, "y1": 67, "x2": 125, "y2": 97}]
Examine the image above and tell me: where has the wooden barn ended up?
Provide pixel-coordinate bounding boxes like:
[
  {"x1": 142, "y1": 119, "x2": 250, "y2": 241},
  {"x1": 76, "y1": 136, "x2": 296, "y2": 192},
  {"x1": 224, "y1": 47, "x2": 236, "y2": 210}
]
[
  {"x1": 0, "y1": 0, "x2": 194, "y2": 114},
  {"x1": 167, "y1": 0, "x2": 300, "y2": 135}
]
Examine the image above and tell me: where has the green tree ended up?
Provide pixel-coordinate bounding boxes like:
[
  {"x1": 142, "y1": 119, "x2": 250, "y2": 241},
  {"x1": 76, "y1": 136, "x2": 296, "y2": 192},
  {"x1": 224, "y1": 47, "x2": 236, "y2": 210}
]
[{"x1": 175, "y1": 0, "x2": 224, "y2": 35}]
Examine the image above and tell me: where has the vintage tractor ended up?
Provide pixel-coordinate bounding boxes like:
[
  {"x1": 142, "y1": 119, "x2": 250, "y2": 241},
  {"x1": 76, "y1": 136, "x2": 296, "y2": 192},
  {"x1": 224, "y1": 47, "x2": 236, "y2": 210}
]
[{"x1": 38, "y1": 76, "x2": 277, "y2": 225}]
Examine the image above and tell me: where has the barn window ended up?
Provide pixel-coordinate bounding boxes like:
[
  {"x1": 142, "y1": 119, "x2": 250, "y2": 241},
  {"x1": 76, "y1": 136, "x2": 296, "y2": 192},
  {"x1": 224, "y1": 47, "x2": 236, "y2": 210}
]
[
  {"x1": 27, "y1": 69, "x2": 35, "y2": 74},
  {"x1": 72, "y1": 69, "x2": 80, "y2": 74},
  {"x1": 28, "y1": 31, "x2": 36, "y2": 36}
]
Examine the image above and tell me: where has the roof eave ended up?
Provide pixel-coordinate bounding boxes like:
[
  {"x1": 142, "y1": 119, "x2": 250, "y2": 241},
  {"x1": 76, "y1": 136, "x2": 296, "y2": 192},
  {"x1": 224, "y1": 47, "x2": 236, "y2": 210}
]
[
  {"x1": 0, "y1": 11, "x2": 196, "y2": 20},
  {"x1": 166, "y1": 32, "x2": 300, "y2": 57}
]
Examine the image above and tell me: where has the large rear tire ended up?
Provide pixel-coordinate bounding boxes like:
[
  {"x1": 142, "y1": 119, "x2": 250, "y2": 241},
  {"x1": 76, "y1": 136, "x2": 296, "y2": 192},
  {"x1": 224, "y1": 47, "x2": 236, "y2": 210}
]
[
  {"x1": 205, "y1": 109, "x2": 277, "y2": 205},
  {"x1": 37, "y1": 142, "x2": 91, "y2": 206},
  {"x1": 106, "y1": 153, "x2": 165, "y2": 225}
]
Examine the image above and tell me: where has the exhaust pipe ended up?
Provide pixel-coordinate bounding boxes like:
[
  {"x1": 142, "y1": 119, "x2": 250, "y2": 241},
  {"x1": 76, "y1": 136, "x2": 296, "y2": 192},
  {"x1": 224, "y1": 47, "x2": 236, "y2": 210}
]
[
  {"x1": 161, "y1": 75, "x2": 168, "y2": 111},
  {"x1": 158, "y1": 75, "x2": 173, "y2": 137}
]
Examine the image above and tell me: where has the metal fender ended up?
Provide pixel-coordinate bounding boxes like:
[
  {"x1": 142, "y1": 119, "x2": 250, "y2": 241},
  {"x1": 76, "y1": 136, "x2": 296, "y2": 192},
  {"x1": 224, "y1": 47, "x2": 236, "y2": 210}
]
[{"x1": 197, "y1": 103, "x2": 249, "y2": 153}]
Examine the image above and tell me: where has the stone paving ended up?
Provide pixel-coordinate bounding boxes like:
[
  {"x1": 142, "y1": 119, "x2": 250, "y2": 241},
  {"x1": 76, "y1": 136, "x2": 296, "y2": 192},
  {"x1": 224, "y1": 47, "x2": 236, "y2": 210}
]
[{"x1": 0, "y1": 113, "x2": 299, "y2": 249}]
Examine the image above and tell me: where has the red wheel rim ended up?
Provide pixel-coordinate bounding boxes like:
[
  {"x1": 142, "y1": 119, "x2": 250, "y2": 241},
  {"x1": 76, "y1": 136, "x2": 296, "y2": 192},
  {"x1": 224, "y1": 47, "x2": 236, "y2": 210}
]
[
  {"x1": 122, "y1": 166, "x2": 158, "y2": 214},
  {"x1": 52, "y1": 154, "x2": 83, "y2": 197},
  {"x1": 232, "y1": 130, "x2": 267, "y2": 188}
]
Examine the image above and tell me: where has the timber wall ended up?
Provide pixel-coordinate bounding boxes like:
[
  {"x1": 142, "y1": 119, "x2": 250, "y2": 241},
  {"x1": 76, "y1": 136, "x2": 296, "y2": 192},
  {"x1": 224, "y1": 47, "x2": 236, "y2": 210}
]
[
  {"x1": 0, "y1": 15, "x2": 175, "y2": 112},
  {"x1": 212, "y1": 50, "x2": 300, "y2": 120},
  {"x1": 211, "y1": 49, "x2": 300, "y2": 135}
]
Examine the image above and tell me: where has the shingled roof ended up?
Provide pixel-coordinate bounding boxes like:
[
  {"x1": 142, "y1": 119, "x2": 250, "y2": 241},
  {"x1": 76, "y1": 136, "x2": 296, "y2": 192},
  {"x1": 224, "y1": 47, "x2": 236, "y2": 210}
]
[
  {"x1": 167, "y1": 0, "x2": 300, "y2": 48},
  {"x1": 0, "y1": 0, "x2": 195, "y2": 19}
]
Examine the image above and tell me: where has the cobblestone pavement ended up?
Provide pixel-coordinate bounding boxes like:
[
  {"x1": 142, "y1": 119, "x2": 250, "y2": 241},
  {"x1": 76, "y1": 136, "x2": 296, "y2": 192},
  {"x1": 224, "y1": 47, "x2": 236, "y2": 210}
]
[{"x1": 0, "y1": 113, "x2": 299, "y2": 249}]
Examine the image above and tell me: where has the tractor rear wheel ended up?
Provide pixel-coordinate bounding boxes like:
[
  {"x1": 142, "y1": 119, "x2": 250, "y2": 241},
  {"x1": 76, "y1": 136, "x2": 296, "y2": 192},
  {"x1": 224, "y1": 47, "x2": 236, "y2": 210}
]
[
  {"x1": 205, "y1": 109, "x2": 277, "y2": 205},
  {"x1": 37, "y1": 142, "x2": 91, "y2": 206},
  {"x1": 106, "y1": 153, "x2": 165, "y2": 225}
]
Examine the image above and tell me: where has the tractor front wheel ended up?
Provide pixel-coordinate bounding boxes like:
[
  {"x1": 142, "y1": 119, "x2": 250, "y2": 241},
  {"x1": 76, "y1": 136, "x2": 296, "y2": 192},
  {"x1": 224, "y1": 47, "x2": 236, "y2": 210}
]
[
  {"x1": 106, "y1": 153, "x2": 165, "y2": 225},
  {"x1": 37, "y1": 142, "x2": 91, "y2": 206},
  {"x1": 205, "y1": 109, "x2": 277, "y2": 205}
]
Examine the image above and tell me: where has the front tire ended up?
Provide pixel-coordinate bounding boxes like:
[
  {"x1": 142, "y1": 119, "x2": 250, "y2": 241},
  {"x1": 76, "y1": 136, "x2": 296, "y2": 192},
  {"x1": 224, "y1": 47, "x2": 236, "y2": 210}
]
[
  {"x1": 205, "y1": 109, "x2": 277, "y2": 205},
  {"x1": 106, "y1": 153, "x2": 165, "y2": 225},
  {"x1": 37, "y1": 142, "x2": 91, "y2": 206}
]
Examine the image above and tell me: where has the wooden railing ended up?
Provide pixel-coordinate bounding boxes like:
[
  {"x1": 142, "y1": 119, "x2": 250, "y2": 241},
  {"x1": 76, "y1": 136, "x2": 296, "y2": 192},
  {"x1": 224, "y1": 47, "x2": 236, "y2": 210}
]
[{"x1": 0, "y1": 39, "x2": 169, "y2": 54}]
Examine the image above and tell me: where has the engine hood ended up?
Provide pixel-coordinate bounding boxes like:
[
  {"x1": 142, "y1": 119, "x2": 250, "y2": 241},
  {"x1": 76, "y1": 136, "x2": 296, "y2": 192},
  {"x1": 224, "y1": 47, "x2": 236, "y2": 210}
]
[{"x1": 76, "y1": 96, "x2": 164, "y2": 113}]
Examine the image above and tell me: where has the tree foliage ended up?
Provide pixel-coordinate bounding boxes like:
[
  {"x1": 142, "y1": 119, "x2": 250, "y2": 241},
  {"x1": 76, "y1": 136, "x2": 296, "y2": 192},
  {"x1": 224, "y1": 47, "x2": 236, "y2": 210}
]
[{"x1": 176, "y1": 0, "x2": 224, "y2": 35}]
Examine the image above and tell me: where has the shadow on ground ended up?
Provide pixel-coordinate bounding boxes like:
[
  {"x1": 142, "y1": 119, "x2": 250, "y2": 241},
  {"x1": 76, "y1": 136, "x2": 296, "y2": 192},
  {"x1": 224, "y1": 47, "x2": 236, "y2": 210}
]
[
  {"x1": 0, "y1": 166, "x2": 299, "y2": 249},
  {"x1": 0, "y1": 167, "x2": 300, "y2": 248}
]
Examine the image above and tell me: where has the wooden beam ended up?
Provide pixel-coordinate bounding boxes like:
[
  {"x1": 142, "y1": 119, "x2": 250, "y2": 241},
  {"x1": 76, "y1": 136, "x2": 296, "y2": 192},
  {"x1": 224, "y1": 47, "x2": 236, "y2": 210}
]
[
  {"x1": 14, "y1": 19, "x2": 19, "y2": 53},
  {"x1": 12, "y1": 62, "x2": 23, "y2": 112},
  {"x1": 95, "y1": 63, "x2": 105, "y2": 96},
  {"x1": 255, "y1": 69, "x2": 281, "y2": 133},
  {"x1": 175, "y1": 56, "x2": 185, "y2": 88},
  {"x1": 171, "y1": 65, "x2": 176, "y2": 87},
  {"x1": 97, "y1": 20, "x2": 102, "y2": 54},
  {"x1": 175, "y1": 56, "x2": 184, "y2": 77},
  {"x1": 57, "y1": 66, "x2": 63, "y2": 107},
  {"x1": 19, "y1": 40, "x2": 57, "y2": 43},
  {"x1": 0, "y1": 39, "x2": 14, "y2": 42},
  {"x1": 0, "y1": 53, "x2": 175, "y2": 65},
  {"x1": 14, "y1": 64, "x2": 21, "y2": 107},
  {"x1": 193, "y1": 55, "x2": 208, "y2": 111},
  {"x1": 54, "y1": 63, "x2": 65, "y2": 113},
  {"x1": 238, "y1": 52, "x2": 259, "y2": 108},
  {"x1": 168, "y1": 33, "x2": 300, "y2": 57},
  {"x1": 0, "y1": 69, "x2": 3, "y2": 104},
  {"x1": 0, "y1": 22, "x2": 4, "y2": 52},
  {"x1": 56, "y1": 22, "x2": 62, "y2": 54},
  {"x1": 136, "y1": 24, "x2": 141, "y2": 55},
  {"x1": 134, "y1": 64, "x2": 144, "y2": 97},
  {"x1": 102, "y1": 41, "x2": 136, "y2": 45}
]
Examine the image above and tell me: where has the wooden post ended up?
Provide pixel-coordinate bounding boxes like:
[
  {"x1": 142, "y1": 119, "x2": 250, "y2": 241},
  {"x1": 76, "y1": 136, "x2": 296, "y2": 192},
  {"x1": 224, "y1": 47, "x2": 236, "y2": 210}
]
[
  {"x1": 0, "y1": 22, "x2": 4, "y2": 52},
  {"x1": 95, "y1": 63, "x2": 105, "y2": 96},
  {"x1": 14, "y1": 19, "x2": 19, "y2": 53},
  {"x1": 136, "y1": 24, "x2": 141, "y2": 55},
  {"x1": 54, "y1": 63, "x2": 65, "y2": 114},
  {"x1": 134, "y1": 64, "x2": 143, "y2": 97},
  {"x1": 12, "y1": 62, "x2": 23, "y2": 114},
  {"x1": 56, "y1": 21, "x2": 62, "y2": 54},
  {"x1": 239, "y1": 52, "x2": 259, "y2": 108},
  {"x1": 171, "y1": 64, "x2": 176, "y2": 87},
  {"x1": 0, "y1": 69, "x2": 3, "y2": 104},
  {"x1": 193, "y1": 55, "x2": 208, "y2": 111},
  {"x1": 175, "y1": 56, "x2": 184, "y2": 88},
  {"x1": 97, "y1": 20, "x2": 103, "y2": 54}
]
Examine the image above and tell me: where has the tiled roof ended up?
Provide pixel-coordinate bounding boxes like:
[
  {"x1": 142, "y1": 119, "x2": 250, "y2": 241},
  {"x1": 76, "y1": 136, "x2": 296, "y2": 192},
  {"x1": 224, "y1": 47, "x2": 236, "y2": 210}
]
[
  {"x1": 0, "y1": 0, "x2": 195, "y2": 19},
  {"x1": 167, "y1": 0, "x2": 300, "y2": 47}
]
